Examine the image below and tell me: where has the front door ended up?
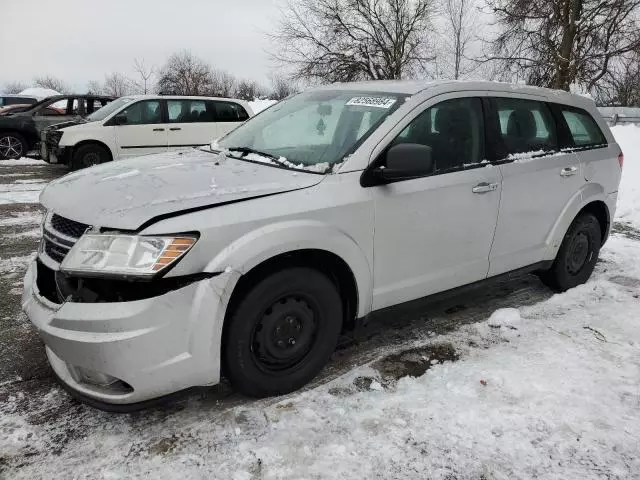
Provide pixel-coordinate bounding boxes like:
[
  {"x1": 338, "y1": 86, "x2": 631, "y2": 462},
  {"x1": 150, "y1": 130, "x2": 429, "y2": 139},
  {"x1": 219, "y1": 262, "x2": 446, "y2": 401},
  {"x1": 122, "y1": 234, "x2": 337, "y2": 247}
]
[
  {"x1": 112, "y1": 99, "x2": 168, "y2": 159},
  {"x1": 370, "y1": 96, "x2": 501, "y2": 311},
  {"x1": 487, "y1": 96, "x2": 585, "y2": 276}
]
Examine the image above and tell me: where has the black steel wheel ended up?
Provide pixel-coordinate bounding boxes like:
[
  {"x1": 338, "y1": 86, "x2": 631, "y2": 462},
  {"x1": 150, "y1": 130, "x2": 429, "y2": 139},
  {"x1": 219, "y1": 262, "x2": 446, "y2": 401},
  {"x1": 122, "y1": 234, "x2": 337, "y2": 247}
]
[
  {"x1": 541, "y1": 212, "x2": 602, "y2": 292},
  {"x1": 223, "y1": 267, "x2": 342, "y2": 397},
  {"x1": 71, "y1": 144, "x2": 110, "y2": 170}
]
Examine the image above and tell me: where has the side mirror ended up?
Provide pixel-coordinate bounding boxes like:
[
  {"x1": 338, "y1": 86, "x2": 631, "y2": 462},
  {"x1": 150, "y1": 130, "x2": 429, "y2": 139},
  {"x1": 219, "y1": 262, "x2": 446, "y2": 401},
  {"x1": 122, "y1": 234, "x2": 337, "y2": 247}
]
[
  {"x1": 113, "y1": 113, "x2": 127, "y2": 126},
  {"x1": 372, "y1": 143, "x2": 433, "y2": 183}
]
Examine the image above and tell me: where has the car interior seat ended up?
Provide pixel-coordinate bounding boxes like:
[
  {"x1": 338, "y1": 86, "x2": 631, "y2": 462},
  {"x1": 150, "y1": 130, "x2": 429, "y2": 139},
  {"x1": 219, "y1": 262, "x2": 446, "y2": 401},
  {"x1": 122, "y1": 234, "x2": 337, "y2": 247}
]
[
  {"x1": 506, "y1": 108, "x2": 537, "y2": 153},
  {"x1": 432, "y1": 107, "x2": 473, "y2": 171}
]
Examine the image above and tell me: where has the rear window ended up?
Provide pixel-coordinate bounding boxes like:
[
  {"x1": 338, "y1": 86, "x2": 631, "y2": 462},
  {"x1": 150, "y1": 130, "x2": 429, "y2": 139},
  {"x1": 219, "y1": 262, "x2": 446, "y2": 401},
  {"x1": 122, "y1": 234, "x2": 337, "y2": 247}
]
[
  {"x1": 213, "y1": 101, "x2": 249, "y2": 122},
  {"x1": 493, "y1": 97, "x2": 557, "y2": 157},
  {"x1": 561, "y1": 108, "x2": 606, "y2": 148}
]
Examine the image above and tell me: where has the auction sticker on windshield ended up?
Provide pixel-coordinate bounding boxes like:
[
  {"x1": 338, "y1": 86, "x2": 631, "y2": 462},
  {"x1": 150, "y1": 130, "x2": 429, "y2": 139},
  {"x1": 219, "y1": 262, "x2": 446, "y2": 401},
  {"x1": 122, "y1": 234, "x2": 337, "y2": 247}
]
[{"x1": 346, "y1": 97, "x2": 396, "y2": 109}]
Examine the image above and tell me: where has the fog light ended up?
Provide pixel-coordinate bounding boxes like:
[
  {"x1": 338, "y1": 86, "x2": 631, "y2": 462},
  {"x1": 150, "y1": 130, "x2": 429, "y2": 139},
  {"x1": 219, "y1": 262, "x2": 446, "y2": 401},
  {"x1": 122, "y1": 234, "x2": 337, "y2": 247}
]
[{"x1": 70, "y1": 365, "x2": 119, "y2": 387}]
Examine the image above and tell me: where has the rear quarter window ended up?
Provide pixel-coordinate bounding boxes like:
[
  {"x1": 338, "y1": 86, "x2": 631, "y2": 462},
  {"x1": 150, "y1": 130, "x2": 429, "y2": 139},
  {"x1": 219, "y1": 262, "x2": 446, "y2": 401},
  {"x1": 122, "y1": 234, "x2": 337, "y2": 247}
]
[{"x1": 561, "y1": 108, "x2": 606, "y2": 148}]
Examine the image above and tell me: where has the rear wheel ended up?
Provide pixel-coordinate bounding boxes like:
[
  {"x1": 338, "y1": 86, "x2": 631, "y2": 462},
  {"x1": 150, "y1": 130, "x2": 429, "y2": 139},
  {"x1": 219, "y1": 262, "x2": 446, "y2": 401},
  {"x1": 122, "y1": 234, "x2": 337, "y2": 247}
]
[
  {"x1": 0, "y1": 132, "x2": 27, "y2": 160},
  {"x1": 71, "y1": 144, "x2": 110, "y2": 170},
  {"x1": 223, "y1": 267, "x2": 343, "y2": 397},
  {"x1": 541, "y1": 212, "x2": 602, "y2": 292}
]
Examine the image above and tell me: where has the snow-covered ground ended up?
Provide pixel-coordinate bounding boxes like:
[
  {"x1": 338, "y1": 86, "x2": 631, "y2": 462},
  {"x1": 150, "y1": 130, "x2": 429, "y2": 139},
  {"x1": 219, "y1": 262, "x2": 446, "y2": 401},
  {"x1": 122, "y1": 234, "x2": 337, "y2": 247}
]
[
  {"x1": 612, "y1": 125, "x2": 640, "y2": 229},
  {"x1": 0, "y1": 126, "x2": 639, "y2": 479}
]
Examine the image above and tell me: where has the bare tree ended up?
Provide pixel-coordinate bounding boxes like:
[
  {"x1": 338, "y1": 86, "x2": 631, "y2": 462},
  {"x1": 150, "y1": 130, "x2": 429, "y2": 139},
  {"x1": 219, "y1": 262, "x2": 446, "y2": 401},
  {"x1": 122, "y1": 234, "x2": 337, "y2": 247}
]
[
  {"x1": 593, "y1": 49, "x2": 640, "y2": 105},
  {"x1": 102, "y1": 73, "x2": 133, "y2": 97},
  {"x1": 211, "y1": 70, "x2": 238, "y2": 97},
  {"x1": 2, "y1": 81, "x2": 28, "y2": 94},
  {"x1": 156, "y1": 50, "x2": 214, "y2": 95},
  {"x1": 132, "y1": 58, "x2": 156, "y2": 94},
  {"x1": 86, "y1": 80, "x2": 104, "y2": 95},
  {"x1": 483, "y1": 0, "x2": 640, "y2": 91},
  {"x1": 441, "y1": 0, "x2": 478, "y2": 79},
  {"x1": 272, "y1": 0, "x2": 437, "y2": 82},
  {"x1": 270, "y1": 74, "x2": 297, "y2": 100},
  {"x1": 33, "y1": 75, "x2": 70, "y2": 93},
  {"x1": 235, "y1": 79, "x2": 264, "y2": 100}
]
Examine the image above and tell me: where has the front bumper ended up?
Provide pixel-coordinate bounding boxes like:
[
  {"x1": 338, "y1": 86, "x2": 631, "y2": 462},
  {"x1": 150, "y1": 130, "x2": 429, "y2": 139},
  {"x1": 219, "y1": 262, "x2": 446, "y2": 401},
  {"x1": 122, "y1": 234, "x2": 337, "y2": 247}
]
[
  {"x1": 22, "y1": 260, "x2": 239, "y2": 407},
  {"x1": 49, "y1": 146, "x2": 73, "y2": 165}
]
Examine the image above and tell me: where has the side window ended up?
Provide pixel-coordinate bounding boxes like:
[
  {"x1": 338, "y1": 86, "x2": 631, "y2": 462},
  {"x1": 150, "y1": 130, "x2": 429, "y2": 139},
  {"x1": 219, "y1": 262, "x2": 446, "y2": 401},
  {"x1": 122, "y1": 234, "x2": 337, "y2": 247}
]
[
  {"x1": 393, "y1": 97, "x2": 484, "y2": 173},
  {"x1": 561, "y1": 108, "x2": 606, "y2": 147},
  {"x1": 168, "y1": 100, "x2": 214, "y2": 123},
  {"x1": 493, "y1": 98, "x2": 557, "y2": 157},
  {"x1": 119, "y1": 100, "x2": 162, "y2": 125},
  {"x1": 214, "y1": 101, "x2": 249, "y2": 122},
  {"x1": 86, "y1": 99, "x2": 106, "y2": 114}
]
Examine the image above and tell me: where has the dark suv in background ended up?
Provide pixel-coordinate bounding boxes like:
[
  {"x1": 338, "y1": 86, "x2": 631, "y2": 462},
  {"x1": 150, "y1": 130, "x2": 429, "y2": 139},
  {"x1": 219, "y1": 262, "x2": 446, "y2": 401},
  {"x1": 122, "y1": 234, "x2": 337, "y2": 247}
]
[{"x1": 0, "y1": 95, "x2": 113, "y2": 159}]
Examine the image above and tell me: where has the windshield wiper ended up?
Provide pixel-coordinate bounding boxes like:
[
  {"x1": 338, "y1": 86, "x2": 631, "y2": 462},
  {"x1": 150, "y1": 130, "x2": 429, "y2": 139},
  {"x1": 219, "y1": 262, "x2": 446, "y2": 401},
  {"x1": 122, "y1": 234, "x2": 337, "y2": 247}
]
[{"x1": 227, "y1": 147, "x2": 291, "y2": 169}]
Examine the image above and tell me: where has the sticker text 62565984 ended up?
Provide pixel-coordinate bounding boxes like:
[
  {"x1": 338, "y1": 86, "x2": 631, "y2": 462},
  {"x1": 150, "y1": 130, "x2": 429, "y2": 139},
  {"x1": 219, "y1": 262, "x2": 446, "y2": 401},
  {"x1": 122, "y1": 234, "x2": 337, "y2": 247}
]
[{"x1": 345, "y1": 97, "x2": 397, "y2": 109}]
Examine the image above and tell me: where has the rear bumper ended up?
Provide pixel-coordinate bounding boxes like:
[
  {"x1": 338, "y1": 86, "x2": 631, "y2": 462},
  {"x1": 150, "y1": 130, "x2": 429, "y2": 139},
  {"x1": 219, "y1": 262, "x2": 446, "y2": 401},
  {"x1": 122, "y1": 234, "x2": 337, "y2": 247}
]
[{"x1": 22, "y1": 260, "x2": 239, "y2": 407}]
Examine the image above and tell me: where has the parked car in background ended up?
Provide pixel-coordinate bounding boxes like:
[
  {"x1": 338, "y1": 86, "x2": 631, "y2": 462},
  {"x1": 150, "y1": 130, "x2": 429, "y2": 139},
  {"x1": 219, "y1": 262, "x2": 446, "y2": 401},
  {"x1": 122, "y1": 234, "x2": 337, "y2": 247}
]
[
  {"x1": 22, "y1": 81, "x2": 621, "y2": 409},
  {"x1": 0, "y1": 95, "x2": 114, "y2": 159},
  {"x1": 44, "y1": 95, "x2": 252, "y2": 170},
  {"x1": 0, "y1": 104, "x2": 65, "y2": 116},
  {"x1": 0, "y1": 94, "x2": 38, "y2": 107}
]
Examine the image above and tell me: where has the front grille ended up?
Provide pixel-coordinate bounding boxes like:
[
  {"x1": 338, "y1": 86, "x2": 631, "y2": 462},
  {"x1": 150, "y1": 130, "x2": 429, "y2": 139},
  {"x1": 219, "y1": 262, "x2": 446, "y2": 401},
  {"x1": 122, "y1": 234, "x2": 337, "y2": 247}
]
[
  {"x1": 47, "y1": 130, "x2": 64, "y2": 148},
  {"x1": 44, "y1": 240, "x2": 68, "y2": 263},
  {"x1": 41, "y1": 214, "x2": 88, "y2": 265},
  {"x1": 50, "y1": 214, "x2": 89, "y2": 239}
]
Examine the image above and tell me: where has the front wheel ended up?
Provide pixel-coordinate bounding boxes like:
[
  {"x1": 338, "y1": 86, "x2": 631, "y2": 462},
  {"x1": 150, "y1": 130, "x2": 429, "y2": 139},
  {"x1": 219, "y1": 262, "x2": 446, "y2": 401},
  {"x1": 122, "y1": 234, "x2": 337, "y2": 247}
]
[
  {"x1": 541, "y1": 212, "x2": 602, "y2": 292},
  {"x1": 71, "y1": 144, "x2": 110, "y2": 170},
  {"x1": 223, "y1": 267, "x2": 343, "y2": 397},
  {"x1": 0, "y1": 132, "x2": 27, "y2": 160}
]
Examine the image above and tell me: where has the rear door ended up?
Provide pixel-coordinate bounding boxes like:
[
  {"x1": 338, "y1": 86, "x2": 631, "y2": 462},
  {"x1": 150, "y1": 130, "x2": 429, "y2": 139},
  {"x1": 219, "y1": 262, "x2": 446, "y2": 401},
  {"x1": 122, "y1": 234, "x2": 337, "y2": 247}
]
[
  {"x1": 555, "y1": 105, "x2": 621, "y2": 197},
  {"x1": 166, "y1": 99, "x2": 217, "y2": 151},
  {"x1": 111, "y1": 99, "x2": 168, "y2": 158},
  {"x1": 487, "y1": 96, "x2": 585, "y2": 276}
]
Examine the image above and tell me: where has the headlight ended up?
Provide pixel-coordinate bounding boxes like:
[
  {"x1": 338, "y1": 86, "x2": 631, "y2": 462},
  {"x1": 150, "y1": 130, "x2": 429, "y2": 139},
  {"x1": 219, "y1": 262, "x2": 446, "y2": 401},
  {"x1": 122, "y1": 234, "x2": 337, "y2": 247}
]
[{"x1": 60, "y1": 233, "x2": 197, "y2": 278}]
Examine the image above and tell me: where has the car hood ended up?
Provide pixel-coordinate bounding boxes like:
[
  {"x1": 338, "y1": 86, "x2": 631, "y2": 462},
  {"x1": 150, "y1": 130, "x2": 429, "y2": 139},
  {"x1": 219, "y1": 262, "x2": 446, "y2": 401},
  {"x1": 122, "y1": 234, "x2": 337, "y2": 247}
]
[
  {"x1": 41, "y1": 149, "x2": 325, "y2": 230},
  {"x1": 48, "y1": 118, "x2": 87, "y2": 130}
]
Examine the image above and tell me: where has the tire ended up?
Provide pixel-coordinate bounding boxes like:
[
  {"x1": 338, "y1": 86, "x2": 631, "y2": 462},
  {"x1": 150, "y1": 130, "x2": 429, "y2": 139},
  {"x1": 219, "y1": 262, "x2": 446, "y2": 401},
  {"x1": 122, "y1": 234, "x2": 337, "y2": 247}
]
[
  {"x1": 0, "y1": 132, "x2": 28, "y2": 160},
  {"x1": 223, "y1": 267, "x2": 343, "y2": 397},
  {"x1": 71, "y1": 144, "x2": 110, "y2": 171},
  {"x1": 541, "y1": 212, "x2": 602, "y2": 292}
]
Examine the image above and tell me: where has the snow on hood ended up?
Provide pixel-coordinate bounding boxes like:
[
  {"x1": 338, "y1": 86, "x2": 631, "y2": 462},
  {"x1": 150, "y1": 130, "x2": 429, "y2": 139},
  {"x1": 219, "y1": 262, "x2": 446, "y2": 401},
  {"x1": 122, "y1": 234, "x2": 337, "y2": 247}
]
[{"x1": 40, "y1": 149, "x2": 325, "y2": 231}]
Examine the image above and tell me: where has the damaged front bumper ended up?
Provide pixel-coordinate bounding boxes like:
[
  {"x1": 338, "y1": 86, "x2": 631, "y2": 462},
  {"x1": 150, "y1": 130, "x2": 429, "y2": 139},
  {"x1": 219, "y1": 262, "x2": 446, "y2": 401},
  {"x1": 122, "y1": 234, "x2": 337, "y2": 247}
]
[{"x1": 21, "y1": 260, "x2": 239, "y2": 409}]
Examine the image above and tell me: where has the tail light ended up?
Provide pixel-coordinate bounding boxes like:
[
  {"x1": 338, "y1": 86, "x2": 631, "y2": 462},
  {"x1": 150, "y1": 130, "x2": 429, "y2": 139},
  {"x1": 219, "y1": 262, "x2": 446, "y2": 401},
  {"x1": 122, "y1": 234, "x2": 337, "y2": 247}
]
[{"x1": 618, "y1": 152, "x2": 624, "y2": 168}]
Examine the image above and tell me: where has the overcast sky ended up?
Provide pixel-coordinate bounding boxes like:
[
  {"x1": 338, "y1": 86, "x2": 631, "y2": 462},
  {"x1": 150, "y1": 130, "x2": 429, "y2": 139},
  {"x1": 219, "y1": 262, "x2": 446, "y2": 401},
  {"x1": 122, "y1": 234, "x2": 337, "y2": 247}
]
[{"x1": 1, "y1": 0, "x2": 282, "y2": 92}]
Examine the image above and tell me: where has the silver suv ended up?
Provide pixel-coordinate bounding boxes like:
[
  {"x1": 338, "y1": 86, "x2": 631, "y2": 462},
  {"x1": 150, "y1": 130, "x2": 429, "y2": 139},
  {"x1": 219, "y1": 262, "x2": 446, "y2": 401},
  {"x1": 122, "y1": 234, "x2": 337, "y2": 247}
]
[{"x1": 22, "y1": 81, "x2": 622, "y2": 409}]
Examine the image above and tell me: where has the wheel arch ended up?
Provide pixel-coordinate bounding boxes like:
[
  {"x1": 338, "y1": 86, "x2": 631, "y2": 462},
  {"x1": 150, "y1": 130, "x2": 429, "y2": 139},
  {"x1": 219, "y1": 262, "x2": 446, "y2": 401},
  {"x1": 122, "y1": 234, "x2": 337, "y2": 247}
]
[
  {"x1": 72, "y1": 140, "x2": 114, "y2": 162},
  {"x1": 204, "y1": 220, "x2": 372, "y2": 321},
  {"x1": 224, "y1": 249, "x2": 360, "y2": 336},
  {"x1": 546, "y1": 184, "x2": 611, "y2": 258}
]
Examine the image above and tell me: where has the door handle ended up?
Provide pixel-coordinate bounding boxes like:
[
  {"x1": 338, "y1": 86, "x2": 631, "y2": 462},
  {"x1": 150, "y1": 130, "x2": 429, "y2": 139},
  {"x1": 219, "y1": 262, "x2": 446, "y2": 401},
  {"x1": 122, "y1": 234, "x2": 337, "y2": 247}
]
[
  {"x1": 560, "y1": 166, "x2": 578, "y2": 176},
  {"x1": 169, "y1": 127, "x2": 182, "y2": 131},
  {"x1": 472, "y1": 182, "x2": 499, "y2": 194},
  {"x1": 152, "y1": 128, "x2": 165, "y2": 132}
]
